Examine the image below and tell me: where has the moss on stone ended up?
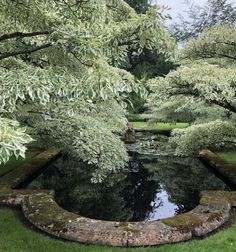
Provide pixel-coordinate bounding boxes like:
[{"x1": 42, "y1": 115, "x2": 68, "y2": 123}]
[
  {"x1": 117, "y1": 222, "x2": 141, "y2": 233},
  {"x1": 200, "y1": 191, "x2": 236, "y2": 209},
  {"x1": 207, "y1": 211, "x2": 223, "y2": 222},
  {"x1": 162, "y1": 213, "x2": 205, "y2": 232},
  {"x1": 22, "y1": 193, "x2": 80, "y2": 234}
]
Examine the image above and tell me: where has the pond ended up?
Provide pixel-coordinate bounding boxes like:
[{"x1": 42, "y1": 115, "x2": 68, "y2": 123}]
[{"x1": 26, "y1": 132, "x2": 230, "y2": 222}]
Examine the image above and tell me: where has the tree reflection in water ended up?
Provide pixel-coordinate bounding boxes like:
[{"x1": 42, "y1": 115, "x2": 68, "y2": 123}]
[{"x1": 28, "y1": 152, "x2": 229, "y2": 222}]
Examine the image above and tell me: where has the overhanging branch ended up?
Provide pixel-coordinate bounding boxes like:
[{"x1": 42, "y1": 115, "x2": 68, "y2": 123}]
[
  {"x1": 0, "y1": 31, "x2": 51, "y2": 42},
  {"x1": 169, "y1": 90, "x2": 236, "y2": 114},
  {"x1": 0, "y1": 43, "x2": 52, "y2": 60}
]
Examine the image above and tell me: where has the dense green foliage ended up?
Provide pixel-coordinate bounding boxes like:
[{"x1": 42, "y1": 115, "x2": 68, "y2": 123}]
[
  {"x1": 181, "y1": 25, "x2": 236, "y2": 61},
  {"x1": 0, "y1": 0, "x2": 174, "y2": 181},
  {"x1": 148, "y1": 24, "x2": 236, "y2": 155},
  {"x1": 0, "y1": 119, "x2": 34, "y2": 164},
  {"x1": 123, "y1": 0, "x2": 176, "y2": 114},
  {"x1": 171, "y1": 0, "x2": 236, "y2": 42},
  {"x1": 127, "y1": 113, "x2": 147, "y2": 122}
]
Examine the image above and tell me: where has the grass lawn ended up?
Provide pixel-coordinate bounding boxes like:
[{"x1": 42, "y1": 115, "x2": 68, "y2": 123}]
[
  {"x1": 218, "y1": 152, "x2": 236, "y2": 167},
  {"x1": 1, "y1": 208, "x2": 236, "y2": 252},
  {"x1": 131, "y1": 122, "x2": 189, "y2": 131},
  {"x1": 0, "y1": 150, "x2": 40, "y2": 177}
]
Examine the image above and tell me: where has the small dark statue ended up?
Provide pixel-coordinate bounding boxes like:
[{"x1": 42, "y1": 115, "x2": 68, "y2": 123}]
[{"x1": 125, "y1": 123, "x2": 136, "y2": 143}]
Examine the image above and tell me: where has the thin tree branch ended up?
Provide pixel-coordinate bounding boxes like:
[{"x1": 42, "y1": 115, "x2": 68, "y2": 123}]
[
  {"x1": 170, "y1": 90, "x2": 236, "y2": 114},
  {"x1": 0, "y1": 31, "x2": 51, "y2": 42},
  {"x1": 0, "y1": 43, "x2": 52, "y2": 60}
]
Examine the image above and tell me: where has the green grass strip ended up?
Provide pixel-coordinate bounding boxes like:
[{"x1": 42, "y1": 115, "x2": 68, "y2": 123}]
[
  {"x1": 218, "y1": 152, "x2": 236, "y2": 167},
  {"x1": 131, "y1": 122, "x2": 189, "y2": 131}
]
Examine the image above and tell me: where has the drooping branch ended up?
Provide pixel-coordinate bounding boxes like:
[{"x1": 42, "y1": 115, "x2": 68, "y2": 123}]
[
  {"x1": 169, "y1": 89, "x2": 236, "y2": 114},
  {"x1": 0, "y1": 43, "x2": 52, "y2": 60},
  {"x1": 210, "y1": 98, "x2": 236, "y2": 114},
  {"x1": 0, "y1": 31, "x2": 51, "y2": 42}
]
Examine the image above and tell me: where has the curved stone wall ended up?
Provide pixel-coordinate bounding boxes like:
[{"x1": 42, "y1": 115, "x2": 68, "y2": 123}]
[{"x1": 0, "y1": 148, "x2": 236, "y2": 247}]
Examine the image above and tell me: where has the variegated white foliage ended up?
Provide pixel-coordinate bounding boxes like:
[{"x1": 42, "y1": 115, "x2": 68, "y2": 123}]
[
  {"x1": 171, "y1": 120, "x2": 236, "y2": 156},
  {"x1": 0, "y1": 0, "x2": 174, "y2": 181},
  {"x1": 0, "y1": 118, "x2": 33, "y2": 164},
  {"x1": 148, "y1": 25, "x2": 236, "y2": 155}
]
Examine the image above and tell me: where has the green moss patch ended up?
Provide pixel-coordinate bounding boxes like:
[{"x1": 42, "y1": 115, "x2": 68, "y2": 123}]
[
  {"x1": 200, "y1": 191, "x2": 232, "y2": 209},
  {"x1": 207, "y1": 211, "x2": 223, "y2": 222},
  {"x1": 117, "y1": 222, "x2": 141, "y2": 233},
  {"x1": 22, "y1": 193, "x2": 81, "y2": 234},
  {"x1": 162, "y1": 213, "x2": 204, "y2": 232}
]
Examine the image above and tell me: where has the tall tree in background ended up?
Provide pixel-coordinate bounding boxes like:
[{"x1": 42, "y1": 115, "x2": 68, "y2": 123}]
[
  {"x1": 125, "y1": 0, "x2": 150, "y2": 13},
  {"x1": 124, "y1": 1, "x2": 176, "y2": 79},
  {"x1": 171, "y1": 0, "x2": 236, "y2": 42},
  {"x1": 124, "y1": 1, "x2": 177, "y2": 113}
]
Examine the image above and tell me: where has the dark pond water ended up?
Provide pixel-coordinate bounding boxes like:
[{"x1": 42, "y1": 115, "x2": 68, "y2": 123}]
[{"x1": 27, "y1": 149, "x2": 229, "y2": 222}]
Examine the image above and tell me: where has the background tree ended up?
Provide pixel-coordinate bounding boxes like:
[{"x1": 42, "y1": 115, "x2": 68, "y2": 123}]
[
  {"x1": 148, "y1": 24, "x2": 236, "y2": 155},
  {"x1": 0, "y1": 0, "x2": 174, "y2": 181},
  {"x1": 171, "y1": 0, "x2": 236, "y2": 42},
  {"x1": 125, "y1": 0, "x2": 150, "y2": 13},
  {"x1": 123, "y1": 1, "x2": 177, "y2": 114}
]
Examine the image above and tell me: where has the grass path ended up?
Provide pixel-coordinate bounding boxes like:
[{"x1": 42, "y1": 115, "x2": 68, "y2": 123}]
[
  {"x1": 131, "y1": 122, "x2": 189, "y2": 131},
  {"x1": 218, "y1": 152, "x2": 236, "y2": 167}
]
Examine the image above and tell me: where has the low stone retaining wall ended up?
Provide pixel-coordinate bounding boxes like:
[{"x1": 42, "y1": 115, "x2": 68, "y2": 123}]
[
  {"x1": 199, "y1": 149, "x2": 236, "y2": 187},
  {"x1": 0, "y1": 148, "x2": 236, "y2": 247},
  {"x1": 0, "y1": 147, "x2": 60, "y2": 189}
]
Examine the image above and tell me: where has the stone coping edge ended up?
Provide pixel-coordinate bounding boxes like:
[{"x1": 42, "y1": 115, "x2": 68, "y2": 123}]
[{"x1": 199, "y1": 149, "x2": 236, "y2": 187}]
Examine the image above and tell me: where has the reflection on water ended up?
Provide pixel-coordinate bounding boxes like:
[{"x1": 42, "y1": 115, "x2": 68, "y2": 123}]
[
  {"x1": 27, "y1": 152, "x2": 229, "y2": 222},
  {"x1": 147, "y1": 186, "x2": 179, "y2": 220}
]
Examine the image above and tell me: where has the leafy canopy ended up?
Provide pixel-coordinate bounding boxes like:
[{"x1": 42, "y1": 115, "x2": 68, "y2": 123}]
[
  {"x1": 148, "y1": 25, "x2": 236, "y2": 155},
  {"x1": 0, "y1": 0, "x2": 174, "y2": 181}
]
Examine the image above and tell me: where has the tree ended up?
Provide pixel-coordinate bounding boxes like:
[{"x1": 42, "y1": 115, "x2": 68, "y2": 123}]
[
  {"x1": 123, "y1": 1, "x2": 176, "y2": 113},
  {"x1": 148, "y1": 25, "x2": 236, "y2": 155},
  {"x1": 125, "y1": 0, "x2": 150, "y2": 13},
  {"x1": 171, "y1": 0, "x2": 236, "y2": 42},
  {"x1": 0, "y1": 0, "x2": 174, "y2": 181},
  {"x1": 181, "y1": 25, "x2": 236, "y2": 61}
]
